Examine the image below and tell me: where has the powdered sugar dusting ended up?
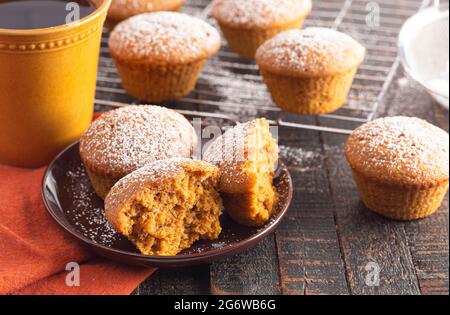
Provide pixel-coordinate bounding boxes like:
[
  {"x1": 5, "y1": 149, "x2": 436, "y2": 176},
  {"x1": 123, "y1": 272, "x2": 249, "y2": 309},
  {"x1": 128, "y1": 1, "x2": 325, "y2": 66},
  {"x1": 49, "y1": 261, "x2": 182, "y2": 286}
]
[
  {"x1": 203, "y1": 118, "x2": 278, "y2": 189},
  {"x1": 279, "y1": 145, "x2": 323, "y2": 169},
  {"x1": 108, "y1": 0, "x2": 154, "y2": 13},
  {"x1": 80, "y1": 105, "x2": 197, "y2": 176},
  {"x1": 114, "y1": 157, "x2": 200, "y2": 189},
  {"x1": 109, "y1": 12, "x2": 221, "y2": 63},
  {"x1": 345, "y1": 116, "x2": 449, "y2": 185},
  {"x1": 93, "y1": 0, "x2": 154, "y2": 14},
  {"x1": 92, "y1": 0, "x2": 186, "y2": 21},
  {"x1": 256, "y1": 28, "x2": 366, "y2": 75},
  {"x1": 65, "y1": 164, "x2": 120, "y2": 245},
  {"x1": 212, "y1": 0, "x2": 312, "y2": 28},
  {"x1": 105, "y1": 158, "x2": 216, "y2": 214}
]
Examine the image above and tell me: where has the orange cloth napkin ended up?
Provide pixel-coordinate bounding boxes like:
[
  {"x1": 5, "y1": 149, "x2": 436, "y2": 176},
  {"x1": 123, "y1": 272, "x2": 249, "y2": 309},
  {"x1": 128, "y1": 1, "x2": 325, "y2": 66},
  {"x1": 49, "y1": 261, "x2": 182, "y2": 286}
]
[{"x1": 0, "y1": 165, "x2": 156, "y2": 295}]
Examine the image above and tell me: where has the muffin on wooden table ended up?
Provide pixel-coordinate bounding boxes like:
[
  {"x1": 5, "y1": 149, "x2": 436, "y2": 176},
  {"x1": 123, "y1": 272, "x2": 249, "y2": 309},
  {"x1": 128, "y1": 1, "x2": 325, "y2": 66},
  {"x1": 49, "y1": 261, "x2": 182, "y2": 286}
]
[
  {"x1": 109, "y1": 12, "x2": 221, "y2": 102},
  {"x1": 345, "y1": 116, "x2": 449, "y2": 221},
  {"x1": 80, "y1": 105, "x2": 197, "y2": 199},
  {"x1": 256, "y1": 28, "x2": 366, "y2": 115},
  {"x1": 204, "y1": 118, "x2": 279, "y2": 227},
  {"x1": 105, "y1": 158, "x2": 223, "y2": 256},
  {"x1": 91, "y1": 0, "x2": 185, "y2": 29},
  {"x1": 212, "y1": 0, "x2": 312, "y2": 59}
]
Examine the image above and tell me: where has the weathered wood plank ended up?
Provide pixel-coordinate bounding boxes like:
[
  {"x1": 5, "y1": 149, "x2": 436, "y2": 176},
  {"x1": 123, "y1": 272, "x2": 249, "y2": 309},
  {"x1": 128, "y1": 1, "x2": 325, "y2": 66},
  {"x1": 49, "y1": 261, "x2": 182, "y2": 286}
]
[
  {"x1": 375, "y1": 71, "x2": 450, "y2": 295},
  {"x1": 209, "y1": 123, "x2": 348, "y2": 295},
  {"x1": 318, "y1": 66, "x2": 449, "y2": 295},
  {"x1": 206, "y1": 114, "x2": 282, "y2": 295},
  {"x1": 275, "y1": 126, "x2": 349, "y2": 295},
  {"x1": 139, "y1": 265, "x2": 211, "y2": 295},
  {"x1": 209, "y1": 235, "x2": 281, "y2": 295},
  {"x1": 103, "y1": 0, "x2": 447, "y2": 296},
  {"x1": 404, "y1": 201, "x2": 449, "y2": 295},
  {"x1": 320, "y1": 136, "x2": 421, "y2": 294}
]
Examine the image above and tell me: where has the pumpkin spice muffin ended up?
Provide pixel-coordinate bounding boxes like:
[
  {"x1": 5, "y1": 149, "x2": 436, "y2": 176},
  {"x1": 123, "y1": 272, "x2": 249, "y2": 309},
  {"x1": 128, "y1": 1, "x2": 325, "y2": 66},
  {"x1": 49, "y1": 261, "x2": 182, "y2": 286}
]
[
  {"x1": 256, "y1": 28, "x2": 366, "y2": 114},
  {"x1": 105, "y1": 158, "x2": 222, "y2": 256},
  {"x1": 212, "y1": 0, "x2": 312, "y2": 59},
  {"x1": 91, "y1": 0, "x2": 185, "y2": 29},
  {"x1": 204, "y1": 118, "x2": 279, "y2": 227},
  {"x1": 109, "y1": 12, "x2": 221, "y2": 102},
  {"x1": 345, "y1": 116, "x2": 449, "y2": 221},
  {"x1": 80, "y1": 105, "x2": 198, "y2": 199}
]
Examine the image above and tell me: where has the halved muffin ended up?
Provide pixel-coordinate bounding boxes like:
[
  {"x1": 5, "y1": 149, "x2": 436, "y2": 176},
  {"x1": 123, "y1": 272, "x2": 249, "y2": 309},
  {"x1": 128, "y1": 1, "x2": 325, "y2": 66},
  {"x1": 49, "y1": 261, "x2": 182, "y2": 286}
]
[
  {"x1": 204, "y1": 118, "x2": 279, "y2": 227},
  {"x1": 105, "y1": 158, "x2": 223, "y2": 256}
]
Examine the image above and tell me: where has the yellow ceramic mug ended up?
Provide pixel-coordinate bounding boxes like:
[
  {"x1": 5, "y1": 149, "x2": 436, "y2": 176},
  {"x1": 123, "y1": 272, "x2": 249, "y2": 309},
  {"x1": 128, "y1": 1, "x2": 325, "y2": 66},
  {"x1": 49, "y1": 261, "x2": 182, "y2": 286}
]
[{"x1": 0, "y1": 0, "x2": 111, "y2": 168}]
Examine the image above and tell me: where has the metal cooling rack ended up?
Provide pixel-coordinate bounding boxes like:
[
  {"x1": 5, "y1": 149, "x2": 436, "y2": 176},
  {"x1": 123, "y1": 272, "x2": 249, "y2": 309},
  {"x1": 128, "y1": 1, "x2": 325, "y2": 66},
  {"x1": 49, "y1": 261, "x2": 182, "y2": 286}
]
[{"x1": 95, "y1": 0, "x2": 433, "y2": 134}]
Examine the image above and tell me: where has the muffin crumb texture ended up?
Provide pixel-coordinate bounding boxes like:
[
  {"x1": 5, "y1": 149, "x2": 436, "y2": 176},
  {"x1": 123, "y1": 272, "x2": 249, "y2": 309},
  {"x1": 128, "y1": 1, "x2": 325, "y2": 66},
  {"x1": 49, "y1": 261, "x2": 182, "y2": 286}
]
[
  {"x1": 204, "y1": 118, "x2": 279, "y2": 226},
  {"x1": 105, "y1": 159, "x2": 222, "y2": 256}
]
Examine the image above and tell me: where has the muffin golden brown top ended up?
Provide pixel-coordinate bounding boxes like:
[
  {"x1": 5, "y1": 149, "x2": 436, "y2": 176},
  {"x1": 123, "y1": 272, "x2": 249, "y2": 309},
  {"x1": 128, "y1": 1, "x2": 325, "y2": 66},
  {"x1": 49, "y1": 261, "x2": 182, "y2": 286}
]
[
  {"x1": 109, "y1": 12, "x2": 221, "y2": 64},
  {"x1": 212, "y1": 0, "x2": 312, "y2": 29},
  {"x1": 80, "y1": 105, "x2": 197, "y2": 178},
  {"x1": 203, "y1": 118, "x2": 278, "y2": 193},
  {"x1": 91, "y1": 0, "x2": 185, "y2": 22},
  {"x1": 105, "y1": 158, "x2": 219, "y2": 228},
  {"x1": 345, "y1": 116, "x2": 449, "y2": 188},
  {"x1": 256, "y1": 28, "x2": 366, "y2": 77}
]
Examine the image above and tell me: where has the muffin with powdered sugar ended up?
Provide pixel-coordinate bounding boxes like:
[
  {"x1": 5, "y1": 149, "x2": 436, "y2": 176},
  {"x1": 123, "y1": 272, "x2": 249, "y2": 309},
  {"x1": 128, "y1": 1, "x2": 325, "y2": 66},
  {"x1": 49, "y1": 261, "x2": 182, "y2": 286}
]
[
  {"x1": 80, "y1": 105, "x2": 198, "y2": 198},
  {"x1": 256, "y1": 27, "x2": 365, "y2": 114},
  {"x1": 109, "y1": 12, "x2": 220, "y2": 102},
  {"x1": 91, "y1": 0, "x2": 185, "y2": 29},
  {"x1": 212, "y1": 0, "x2": 312, "y2": 59},
  {"x1": 345, "y1": 116, "x2": 449, "y2": 220}
]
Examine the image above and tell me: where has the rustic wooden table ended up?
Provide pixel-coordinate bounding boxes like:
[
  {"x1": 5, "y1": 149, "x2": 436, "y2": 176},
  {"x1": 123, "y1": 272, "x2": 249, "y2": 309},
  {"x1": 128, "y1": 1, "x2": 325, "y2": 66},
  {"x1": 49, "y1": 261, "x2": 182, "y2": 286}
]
[
  {"x1": 96, "y1": 0, "x2": 449, "y2": 295},
  {"x1": 133, "y1": 69, "x2": 449, "y2": 296}
]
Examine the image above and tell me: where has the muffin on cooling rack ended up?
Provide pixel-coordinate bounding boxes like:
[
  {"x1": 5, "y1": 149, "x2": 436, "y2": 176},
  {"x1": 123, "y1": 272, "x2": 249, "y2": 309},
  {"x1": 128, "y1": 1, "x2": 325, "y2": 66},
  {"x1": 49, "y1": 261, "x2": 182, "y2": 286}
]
[
  {"x1": 212, "y1": 0, "x2": 312, "y2": 59},
  {"x1": 256, "y1": 27, "x2": 366, "y2": 115},
  {"x1": 345, "y1": 116, "x2": 449, "y2": 221},
  {"x1": 79, "y1": 105, "x2": 197, "y2": 199},
  {"x1": 105, "y1": 158, "x2": 223, "y2": 256},
  {"x1": 204, "y1": 118, "x2": 279, "y2": 227},
  {"x1": 91, "y1": 0, "x2": 185, "y2": 29},
  {"x1": 109, "y1": 12, "x2": 221, "y2": 102}
]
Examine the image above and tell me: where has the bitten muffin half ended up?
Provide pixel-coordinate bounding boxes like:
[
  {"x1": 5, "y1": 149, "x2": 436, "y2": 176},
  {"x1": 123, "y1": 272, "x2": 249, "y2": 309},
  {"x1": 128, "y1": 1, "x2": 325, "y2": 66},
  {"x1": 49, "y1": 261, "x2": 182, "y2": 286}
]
[
  {"x1": 91, "y1": 0, "x2": 185, "y2": 29},
  {"x1": 105, "y1": 158, "x2": 223, "y2": 256},
  {"x1": 204, "y1": 118, "x2": 279, "y2": 227},
  {"x1": 345, "y1": 116, "x2": 449, "y2": 221},
  {"x1": 109, "y1": 12, "x2": 221, "y2": 102},
  {"x1": 80, "y1": 105, "x2": 197, "y2": 199},
  {"x1": 256, "y1": 28, "x2": 366, "y2": 114},
  {"x1": 212, "y1": 0, "x2": 312, "y2": 59}
]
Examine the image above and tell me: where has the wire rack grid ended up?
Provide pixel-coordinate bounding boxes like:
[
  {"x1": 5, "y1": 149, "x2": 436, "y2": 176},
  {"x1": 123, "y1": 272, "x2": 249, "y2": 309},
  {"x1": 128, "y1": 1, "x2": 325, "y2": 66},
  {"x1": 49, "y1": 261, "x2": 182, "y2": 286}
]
[{"x1": 95, "y1": 0, "x2": 432, "y2": 134}]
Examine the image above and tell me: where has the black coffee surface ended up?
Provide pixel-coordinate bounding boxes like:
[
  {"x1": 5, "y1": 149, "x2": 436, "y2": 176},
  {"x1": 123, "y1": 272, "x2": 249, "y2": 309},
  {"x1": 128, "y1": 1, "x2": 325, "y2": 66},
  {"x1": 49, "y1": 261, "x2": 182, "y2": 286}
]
[{"x1": 0, "y1": 0, "x2": 96, "y2": 30}]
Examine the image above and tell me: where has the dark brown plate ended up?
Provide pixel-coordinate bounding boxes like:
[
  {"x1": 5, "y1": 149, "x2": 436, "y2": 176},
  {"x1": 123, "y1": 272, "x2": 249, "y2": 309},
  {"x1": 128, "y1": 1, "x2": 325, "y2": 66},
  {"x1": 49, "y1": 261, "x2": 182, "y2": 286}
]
[{"x1": 42, "y1": 142, "x2": 293, "y2": 267}]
